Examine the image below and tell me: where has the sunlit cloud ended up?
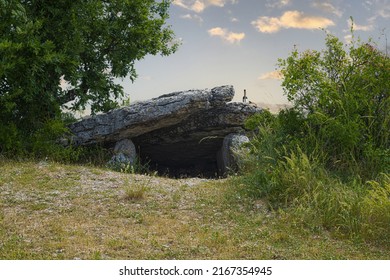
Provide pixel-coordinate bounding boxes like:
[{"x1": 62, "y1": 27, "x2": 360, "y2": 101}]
[
  {"x1": 208, "y1": 27, "x2": 225, "y2": 36},
  {"x1": 266, "y1": 0, "x2": 291, "y2": 9},
  {"x1": 252, "y1": 10, "x2": 335, "y2": 33},
  {"x1": 311, "y1": 1, "x2": 343, "y2": 17},
  {"x1": 258, "y1": 70, "x2": 283, "y2": 80},
  {"x1": 208, "y1": 27, "x2": 245, "y2": 44},
  {"x1": 192, "y1": 0, "x2": 205, "y2": 12},
  {"x1": 208, "y1": 0, "x2": 227, "y2": 7},
  {"x1": 173, "y1": 0, "x2": 204, "y2": 12},
  {"x1": 173, "y1": 0, "x2": 189, "y2": 10},
  {"x1": 173, "y1": 0, "x2": 237, "y2": 13}
]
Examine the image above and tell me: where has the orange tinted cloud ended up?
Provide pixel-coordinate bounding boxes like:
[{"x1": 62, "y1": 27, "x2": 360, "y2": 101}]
[
  {"x1": 173, "y1": 0, "x2": 234, "y2": 13},
  {"x1": 208, "y1": 27, "x2": 245, "y2": 44},
  {"x1": 252, "y1": 10, "x2": 335, "y2": 33},
  {"x1": 258, "y1": 70, "x2": 283, "y2": 80}
]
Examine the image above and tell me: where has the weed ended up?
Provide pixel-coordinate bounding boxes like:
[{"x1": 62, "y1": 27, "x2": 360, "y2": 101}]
[
  {"x1": 108, "y1": 155, "x2": 152, "y2": 175},
  {"x1": 91, "y1": 251, "x2": 103, "y2": 260},
  {"x1": 123, "y1": 186, "x2": 145, "y2": 201},
  {"x1": 122, "y1": 177, "x2": 150, "y2": 201}
]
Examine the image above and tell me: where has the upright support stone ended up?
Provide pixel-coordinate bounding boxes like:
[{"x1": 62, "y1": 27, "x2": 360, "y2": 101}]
[
  {"x1": 217, "y1": 133, "x2": 250, "y2": 176},
  {"x1": 107, "y1": 139, "x2": 137, "y2": 169}
]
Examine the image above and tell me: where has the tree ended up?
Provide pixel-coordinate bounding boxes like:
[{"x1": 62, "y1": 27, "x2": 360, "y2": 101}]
[
  {"x1": 277, "y1": 30, "x2": 389, "y2": 175},
  {"x1": 0, "y1": 0, "x2": 177, "y2": 137}
]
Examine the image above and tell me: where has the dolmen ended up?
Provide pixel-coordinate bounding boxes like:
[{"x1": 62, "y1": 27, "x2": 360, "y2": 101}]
[{"x1": 66, "y1": 85, "x2": 261, "y2": 177}]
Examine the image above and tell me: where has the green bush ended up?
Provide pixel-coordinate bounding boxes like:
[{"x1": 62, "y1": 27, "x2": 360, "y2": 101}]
[
  {"x1": 277, "y1": 30, "x2": 389, "y2": 179},
  {"x1": 0, "y1": 123, "x2": 23, "y2": 156},
  {"x1": 0, "y1": 116, "x2": 91, "y2": 164},
  {"x1": 30, "y1": 119, "x2": 70, "y2": 158},
  {"x1": 244, "y1": 109, "x2": 276, "y2": 131}
]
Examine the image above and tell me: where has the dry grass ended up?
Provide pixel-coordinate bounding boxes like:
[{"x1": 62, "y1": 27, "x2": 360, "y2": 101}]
[{"x1": 0, "y1": 159, "x2": 388, "y2": 260}]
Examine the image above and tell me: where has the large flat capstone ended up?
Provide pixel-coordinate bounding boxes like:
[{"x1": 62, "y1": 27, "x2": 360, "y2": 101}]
[{"x1": 68, "y1": 85, "x2": 235, "y2": 146}]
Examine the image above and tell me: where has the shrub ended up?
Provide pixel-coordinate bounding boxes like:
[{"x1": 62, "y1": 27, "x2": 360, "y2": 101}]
[
  {"x1": 229, "y1": 28, "x2": 389, "y2": 245},
  {"x1": 0, "y1": 123, "x2": 23, "y2": 156},
  {"x1": 244, "y1": 109, "x2": 276, "y2": 131},
  {"x1": 278, "y1": 30, "x2": 389, "y2": 179}
]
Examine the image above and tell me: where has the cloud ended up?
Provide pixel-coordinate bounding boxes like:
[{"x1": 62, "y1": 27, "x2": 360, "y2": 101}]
[
  {"x1": 347, "y1": 18, "x2": 374, "y2": 31},
  {"x1": 377, "y1": 0, "x2": 390, "y2": 18},
  {"x1": 378, "y1": 9, "x2": 390, "y2": 18},
  {"x1": 208, "y1": 27, "x2": 225, "y2": 36},
  {"x1": 208, "y1": 27, "x2": 245, "y2": 44},
  {"x1": 173, "y1": 0, "x2": 236, "y2": 13},
  {"x1": 252, "y1": 10, "x2": 335, "y2": 33},
  {"x1": 140, "y1": 75, "x2": 152, "y2": 81},
  {"x1": 363, "y1": 0, "x2": 390, "y2": 18},
  {"x1": 173, "y1": 0, "x2": 205, "y2": 12},
  {"x1": 311, "y1": 2, "x2": 343, "y2": 17},
  {"x1": 363, "y1": 0, "x2": 374, "y2": 10},
  {"x1": 344, "y1": 34, "x2": 353, "y2": 44},
  {"x1": 192, "y1": 0, "x2": 205, "y2": 12},
  {"x1": 258, "y1": 70, "x2": 283, "y2": 80},
  {"x1": 266, "y1": 0, "x2": 291, "y2": 8},
  {"x1": 173, "y1": 0, "x2": 189, "y2": 10},
  {"x1": 180, "y1": 13, "x2": 204, "y2": 23}
]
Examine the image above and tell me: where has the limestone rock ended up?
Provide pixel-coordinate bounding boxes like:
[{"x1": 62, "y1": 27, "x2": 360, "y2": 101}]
[
  {"x1": 107, "y1": 139, "x2": 137, "y2": 169},
  {"x1": 217, "y1": 134, "x2": 250, "y2": 176},
  {"x1": 113, "y1": 138, "x2": 136, "y2": 157},
  {"x1": 68, "y1": 85, "x2": 235, "y2": 146}
]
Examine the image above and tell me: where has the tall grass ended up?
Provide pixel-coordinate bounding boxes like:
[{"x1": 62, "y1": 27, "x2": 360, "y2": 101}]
[
  {"x1": 361, "y1": 174, "x2": 390, "y2": 241},
  {"x1": 237, "y1": 111, "x2": 390, "y2": 246}
]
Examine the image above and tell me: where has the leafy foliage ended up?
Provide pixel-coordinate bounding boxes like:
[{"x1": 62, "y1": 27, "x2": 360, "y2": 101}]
[
  {"x1": 277, "y1": 31, "x2": 389, "y2": 177},
  {"x1": 240, "y1": 31, "x2": 389, "y2": 245},
  {"x1": 0, "y1": 0, "x2": 177, "y2": 155}
]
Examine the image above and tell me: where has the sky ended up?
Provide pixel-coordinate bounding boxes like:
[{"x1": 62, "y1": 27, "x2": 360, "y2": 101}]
[{"x1": 121, "y1": 0, "x2": 389, "y2": 105}]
